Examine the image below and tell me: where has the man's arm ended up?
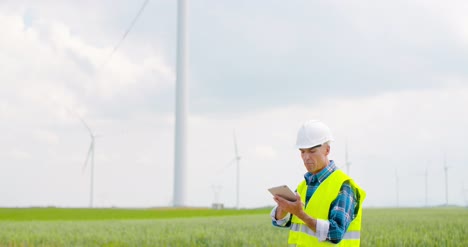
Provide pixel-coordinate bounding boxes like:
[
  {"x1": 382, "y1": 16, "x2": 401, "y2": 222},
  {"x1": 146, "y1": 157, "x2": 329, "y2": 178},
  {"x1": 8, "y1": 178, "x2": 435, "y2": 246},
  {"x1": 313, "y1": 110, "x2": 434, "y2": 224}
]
[
  {"x1": 274, "y1": 193, "x2": 318, "y2": 232},
  {"x1": 326, "y1": 181, "x2": 358, "y2": 244},
  {"x1": 270, "y1": 205, "x2": 292, "y2": 227}
]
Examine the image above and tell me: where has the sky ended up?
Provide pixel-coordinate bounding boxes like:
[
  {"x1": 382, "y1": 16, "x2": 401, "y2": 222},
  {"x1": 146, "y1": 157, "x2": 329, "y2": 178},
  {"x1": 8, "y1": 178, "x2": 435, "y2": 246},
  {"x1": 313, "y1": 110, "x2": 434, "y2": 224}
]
[{"x1": 1, "y1": 0, "x2": 468, "y2": 209}]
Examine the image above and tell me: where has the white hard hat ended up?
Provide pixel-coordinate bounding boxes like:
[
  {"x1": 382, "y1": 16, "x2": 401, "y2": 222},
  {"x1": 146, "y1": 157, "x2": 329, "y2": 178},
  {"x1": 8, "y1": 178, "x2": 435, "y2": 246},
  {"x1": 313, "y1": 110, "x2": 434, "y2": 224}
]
[{"x1": 296, "y1": 120, "x2": 334, "y2": 149}]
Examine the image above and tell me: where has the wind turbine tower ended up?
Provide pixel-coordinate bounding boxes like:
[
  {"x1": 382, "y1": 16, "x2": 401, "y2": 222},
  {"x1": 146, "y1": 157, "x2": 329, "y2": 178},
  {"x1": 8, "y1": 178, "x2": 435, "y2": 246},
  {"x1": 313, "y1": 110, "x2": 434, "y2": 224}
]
[
  {"x1": 443, "y1": 153, "x2": 449, "y2": 206},
  {"x1": 173, "y1": 0, "x2": 188, "y2": 207},
  {"x1": 79, "y1": 117, "x2": 96, "y2": 208},
  {"x1": 233, "y1": 130, "x2": 241, "y2": 209}
]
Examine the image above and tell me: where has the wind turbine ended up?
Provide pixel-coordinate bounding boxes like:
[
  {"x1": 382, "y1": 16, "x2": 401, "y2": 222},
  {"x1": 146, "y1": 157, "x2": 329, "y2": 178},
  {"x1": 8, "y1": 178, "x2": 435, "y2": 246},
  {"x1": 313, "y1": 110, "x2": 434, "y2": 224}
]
[
  {"x1": 443, "y1": 153, "x2": 449, "y2": 206},
  {"x1": 65, "y1": 107, "x2": 97, "y2": 208},
  {"x1": 79, "y1": 117, "x2": 96, "y2": 208},
  {"x1": 233, "y1": 130, "x2": 241, "y2": 210},
  {"x1": 215, "y1": 130, "x2": 241, "y2": 209}
]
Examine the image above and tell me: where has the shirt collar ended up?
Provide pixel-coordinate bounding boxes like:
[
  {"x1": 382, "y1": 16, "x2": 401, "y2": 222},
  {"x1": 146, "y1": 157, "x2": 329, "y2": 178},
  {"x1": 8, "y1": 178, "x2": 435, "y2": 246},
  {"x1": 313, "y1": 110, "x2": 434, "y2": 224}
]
[{"x1": 304, "y1": 160, "x2": 337, "y2": 184}]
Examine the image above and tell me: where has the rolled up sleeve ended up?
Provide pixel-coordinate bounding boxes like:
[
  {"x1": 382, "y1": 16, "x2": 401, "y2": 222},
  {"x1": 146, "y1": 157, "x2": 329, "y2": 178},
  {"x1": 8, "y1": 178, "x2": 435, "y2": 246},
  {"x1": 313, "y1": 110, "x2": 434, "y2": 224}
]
[
  {"x1": 316, "y1": 219, "x2": 330, "y2": 241},
  {"x1": 271, "y1": 206, "x2": 291, "y2": 227}
]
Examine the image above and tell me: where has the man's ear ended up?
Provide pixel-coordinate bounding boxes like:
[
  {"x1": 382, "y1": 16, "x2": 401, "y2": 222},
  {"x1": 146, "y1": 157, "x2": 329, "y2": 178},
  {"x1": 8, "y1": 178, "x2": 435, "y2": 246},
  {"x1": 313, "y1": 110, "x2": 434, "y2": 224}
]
[{"x1": 324, "y1": 144, "x2": 330, "y2": 155}]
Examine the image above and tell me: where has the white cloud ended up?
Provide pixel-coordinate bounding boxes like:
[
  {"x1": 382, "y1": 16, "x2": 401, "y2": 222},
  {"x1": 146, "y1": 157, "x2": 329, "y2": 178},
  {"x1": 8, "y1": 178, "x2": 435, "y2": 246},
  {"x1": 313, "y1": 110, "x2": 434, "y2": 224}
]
[
  {"x1": 0, "y1": 9, "x2": 174, "y2": 105},
  {"x1": 252, "y1": 146, "x2": 277, "y2": 161},
  {"x1": 32, "y1": 129, "x2": 60, "y2": 145},
  {"x1": 7, "y1": 149, "x2": 31, "y2": 161}
]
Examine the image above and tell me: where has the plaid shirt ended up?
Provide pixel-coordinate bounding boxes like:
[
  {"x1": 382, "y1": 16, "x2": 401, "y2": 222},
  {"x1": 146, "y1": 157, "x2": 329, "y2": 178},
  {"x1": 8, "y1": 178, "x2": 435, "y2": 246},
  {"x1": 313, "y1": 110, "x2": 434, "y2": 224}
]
[{"x1": 273, "y1": 160, "x2": 358, "y2": 244}]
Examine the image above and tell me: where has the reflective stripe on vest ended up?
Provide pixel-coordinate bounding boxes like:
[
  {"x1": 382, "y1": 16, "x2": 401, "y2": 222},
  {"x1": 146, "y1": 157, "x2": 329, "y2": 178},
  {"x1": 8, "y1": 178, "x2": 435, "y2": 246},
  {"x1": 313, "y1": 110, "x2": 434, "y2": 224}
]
[{"x1": 290, "y1": 222, "x2": 360, "y2": 240}]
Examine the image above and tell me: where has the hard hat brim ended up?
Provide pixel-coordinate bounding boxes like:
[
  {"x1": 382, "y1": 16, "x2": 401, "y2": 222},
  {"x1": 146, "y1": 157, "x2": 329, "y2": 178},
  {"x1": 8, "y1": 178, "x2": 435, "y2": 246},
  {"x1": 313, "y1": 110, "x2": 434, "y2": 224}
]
[{"x1": 296, "y1": 143, "x2": 323, "y2": 149}]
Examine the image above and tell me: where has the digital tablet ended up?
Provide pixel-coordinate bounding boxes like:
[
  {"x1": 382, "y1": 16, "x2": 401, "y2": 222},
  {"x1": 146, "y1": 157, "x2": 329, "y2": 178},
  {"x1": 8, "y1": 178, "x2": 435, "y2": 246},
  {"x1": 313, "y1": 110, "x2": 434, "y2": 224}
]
[{"x1": 268, "y1": 185, "x2": 297, "y2": 201}]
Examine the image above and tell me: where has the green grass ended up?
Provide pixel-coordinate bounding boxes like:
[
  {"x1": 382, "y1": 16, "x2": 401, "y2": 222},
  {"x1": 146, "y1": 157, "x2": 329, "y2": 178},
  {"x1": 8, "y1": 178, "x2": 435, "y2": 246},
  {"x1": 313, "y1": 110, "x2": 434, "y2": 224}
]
[
  {"x1": 0, "y1": 215, "x2": 288, "y2": 247},
  {"x1": 0, "y1": 207, "x2": 270, "y2": 221},
  {"x1": 361, "y1": 207, "x2": 468, "y2": 247},
  {"x1": 0, "y1": 207, "x2": 466, "y2": 246}
]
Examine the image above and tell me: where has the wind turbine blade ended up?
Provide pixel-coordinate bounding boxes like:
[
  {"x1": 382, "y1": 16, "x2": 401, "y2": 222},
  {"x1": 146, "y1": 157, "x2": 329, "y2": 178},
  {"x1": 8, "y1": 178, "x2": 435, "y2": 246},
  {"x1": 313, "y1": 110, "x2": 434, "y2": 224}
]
[
  {"x1": 65, "y1": 107, "x2": 94, "y2": 137},
  {"x1": 82, "y1": 142, "x2": 93, "y2": 173},
  {"x1": 79, "y1": 117, "x2": 93, "y2": 137},
  {"x1": 217, "y1": 157, "x2": 237, "y2": 174}
]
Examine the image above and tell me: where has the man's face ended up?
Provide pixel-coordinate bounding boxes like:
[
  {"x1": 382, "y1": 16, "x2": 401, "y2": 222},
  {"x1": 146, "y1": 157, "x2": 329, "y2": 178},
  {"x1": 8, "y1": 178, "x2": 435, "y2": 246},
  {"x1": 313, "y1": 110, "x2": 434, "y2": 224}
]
[{"x1": 299, "y1": 144, "x2": 330, "y2": 174}]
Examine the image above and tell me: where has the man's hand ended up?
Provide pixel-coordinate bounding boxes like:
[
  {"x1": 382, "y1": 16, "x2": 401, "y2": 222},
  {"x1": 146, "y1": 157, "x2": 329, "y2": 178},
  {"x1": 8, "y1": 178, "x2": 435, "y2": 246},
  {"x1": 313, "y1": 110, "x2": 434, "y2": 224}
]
[
  {"x1": 274, "y1": 193, "x2": 317, "y2": 232},
  {"x1": 274, "y1": 192, "x2": 304, "y2": 216}
]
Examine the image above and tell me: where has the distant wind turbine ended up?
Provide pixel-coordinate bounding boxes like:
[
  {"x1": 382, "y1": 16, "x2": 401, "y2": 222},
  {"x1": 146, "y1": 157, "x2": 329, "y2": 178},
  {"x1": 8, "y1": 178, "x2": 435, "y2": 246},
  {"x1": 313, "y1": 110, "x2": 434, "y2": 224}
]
[
  {"x1": 233, "y1": 130, "x2": 241, "y2": 210},
  {"x1": 215, "y1": 130, "x2": 241, "y2": 209},
  {"x1": 65, "y1": 107, "x2": 97, "y2": 208},
  {"x1": 443, "y1": 153, "x2": 449, "y2": 206},
  {"x1": 79, "y1": 117, "x2": 96, "y2": 208}
]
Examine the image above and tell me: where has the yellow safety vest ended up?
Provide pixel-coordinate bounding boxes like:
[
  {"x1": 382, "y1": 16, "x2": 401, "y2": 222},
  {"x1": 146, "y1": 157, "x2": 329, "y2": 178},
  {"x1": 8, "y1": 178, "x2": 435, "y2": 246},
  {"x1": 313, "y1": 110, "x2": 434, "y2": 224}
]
[{"x1": 288, "y1": 169, "x2": 366, "y2": 246}]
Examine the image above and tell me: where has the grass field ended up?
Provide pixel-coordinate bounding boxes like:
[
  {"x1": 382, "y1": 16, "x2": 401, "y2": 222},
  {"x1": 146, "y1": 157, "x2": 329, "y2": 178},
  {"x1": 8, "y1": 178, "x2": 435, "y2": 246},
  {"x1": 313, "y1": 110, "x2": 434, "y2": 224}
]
[{"x1": 0, "y1": 207, "x2": 466, "y2": 246}]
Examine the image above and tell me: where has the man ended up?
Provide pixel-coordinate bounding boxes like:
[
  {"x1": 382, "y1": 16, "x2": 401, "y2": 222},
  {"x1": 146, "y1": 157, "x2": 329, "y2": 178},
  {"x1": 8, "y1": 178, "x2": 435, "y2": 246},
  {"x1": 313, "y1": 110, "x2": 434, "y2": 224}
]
[{"x1": 271, "y1": 120, "x2": 366, "y2": 246}]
